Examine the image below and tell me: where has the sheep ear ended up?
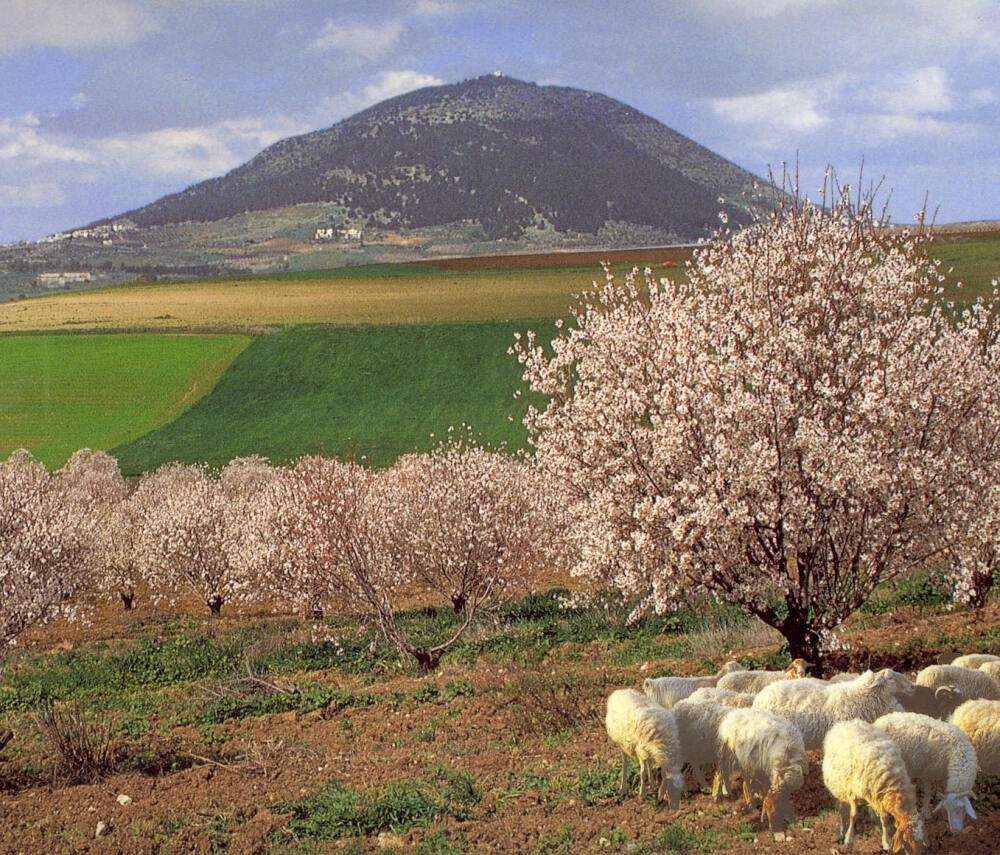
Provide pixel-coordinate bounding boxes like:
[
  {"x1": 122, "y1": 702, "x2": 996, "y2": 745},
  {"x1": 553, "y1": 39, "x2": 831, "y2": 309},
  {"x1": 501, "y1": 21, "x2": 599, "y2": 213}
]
[
  {"x1": 643, "y1": 678, "x2": 651, "y2": 691},
  {"x1": 964, "y1": 797, "x2": 977, "y2": 820}
]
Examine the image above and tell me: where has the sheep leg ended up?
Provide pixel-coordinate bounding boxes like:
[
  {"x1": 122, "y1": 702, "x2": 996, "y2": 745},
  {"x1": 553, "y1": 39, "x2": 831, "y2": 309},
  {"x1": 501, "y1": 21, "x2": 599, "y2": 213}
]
[
  {"x1": 877, "y1": 809, "x2": 893, "y2": 851},
  {"x1": 692, "y1": 763, "x2": 709, "y2": 792},
  {"x1": 638, "y1": 757, "x2": 649, "y2": 798},
  {"x1": 619, "y1": 750, "x2": 630, "y2": 798},
  {"x1": 838, "y1": 802, "x2": 850, "y2": 841},
  {"x1": 919, "y1": 782, "x2": 931, "y2": 818},
  {"x1": 844, "y1": 801, "x2": 859, "y2": 848}
]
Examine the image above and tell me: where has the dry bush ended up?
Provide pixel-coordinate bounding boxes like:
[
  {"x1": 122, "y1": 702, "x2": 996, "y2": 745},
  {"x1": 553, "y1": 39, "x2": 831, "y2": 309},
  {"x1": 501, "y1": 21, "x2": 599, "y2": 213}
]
[
  {"x1": 34, "y1": 700, "x2": 117, "y2": 785},
  {"x1": 502, "y1": 665, "x2": 607, "y2": 737},
  {"x1": 685, "y1": 612, "x2": 784, "y2": 662}
]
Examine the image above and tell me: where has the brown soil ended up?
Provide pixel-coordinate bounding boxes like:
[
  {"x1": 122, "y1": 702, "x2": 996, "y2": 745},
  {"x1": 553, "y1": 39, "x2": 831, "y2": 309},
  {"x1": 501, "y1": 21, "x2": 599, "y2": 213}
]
[{"x1": 0, "y1": 601, "x2": 997, "y2": 854}]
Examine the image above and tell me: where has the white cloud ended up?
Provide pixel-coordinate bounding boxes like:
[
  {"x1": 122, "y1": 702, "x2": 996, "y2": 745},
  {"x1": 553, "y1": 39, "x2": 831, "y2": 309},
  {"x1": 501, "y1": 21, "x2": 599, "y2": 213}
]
[
  {"x1": 699, "y1": 0, "x2": 836, "y2": 18},
  {"x1": 0, "y1": 0, "x2": 158, "y2": 54},
  {"x1": 308, "y1": 18, "x2": 404, "y2": 59},
  {"x1": 867, "y1": 66, "x2": 952, "y2": 116},
  {"x1": 710, "y1": 81, "x2": 831, "y2": 135},
  {"x1": 311, "y1": 70, "x2": 445, "y2": 126},
  {"x1": 0, "y1": 181, "x2": 65, "y2": 207},
  {"x1": 412, "y1": 0, "x2": 458, "y2": 15},
  {"x1": 362, "y1": 70, "x2": 444, "y2": 104},
  {"x1": 0, "y1": 113, "x2": 94, "y2": 166},
  {"x1": 96, "y1": 115, "x2": 311, "y2": 179}
]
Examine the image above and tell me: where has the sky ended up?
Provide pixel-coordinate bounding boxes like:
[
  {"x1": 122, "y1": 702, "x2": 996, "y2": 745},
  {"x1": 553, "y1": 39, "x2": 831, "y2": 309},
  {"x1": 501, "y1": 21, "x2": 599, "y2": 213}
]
[{"x1": 0, "y1": 0, "x2": 997, "y2": 245}]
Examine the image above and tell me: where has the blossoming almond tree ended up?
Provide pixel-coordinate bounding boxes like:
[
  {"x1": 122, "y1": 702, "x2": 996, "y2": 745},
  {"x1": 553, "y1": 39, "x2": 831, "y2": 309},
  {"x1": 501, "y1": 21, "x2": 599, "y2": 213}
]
[
  {"x1": 515, "y1": 181, "x2": 1000, "y2": 665},
  {"x1": 383, "y1": 436, "x2": 563, "y2": 616},
  {"x1": 138, "y1": 458, "x2": 278, "y2": 615},
  {"x1": 54, "y1": 449, "x2": 135, "y2": 608}
]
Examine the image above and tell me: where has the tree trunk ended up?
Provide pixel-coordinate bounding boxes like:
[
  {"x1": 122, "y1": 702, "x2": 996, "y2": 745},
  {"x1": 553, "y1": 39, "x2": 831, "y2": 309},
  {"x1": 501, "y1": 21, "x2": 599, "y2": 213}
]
[
  {"x1": 119, "y1": 589, "x2": 135, "y2": 611},
  {"x1": 451, "y1": 592, "x2": 467, "y2": 614},
  {"x1": 778, "y1": 603, "x2": 824, "y2": 675},
  {"x1": 207, "y1": 594, "x2": 224, "y2": 617},
  {"x1": 411, "y1": 648, "x2": 441, "y2": 673}
]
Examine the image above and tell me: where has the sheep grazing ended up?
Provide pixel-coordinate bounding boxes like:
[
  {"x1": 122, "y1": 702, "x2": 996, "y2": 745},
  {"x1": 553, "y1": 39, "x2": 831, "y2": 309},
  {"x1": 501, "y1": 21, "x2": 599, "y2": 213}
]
[
  {"x1": 688, "y1": 687, "x2": 756, "y2": 708},
  {"x1": 753, "y1": 668, "x2": 913, "y2": 750},
  {"x1": 670, "y1": 698, "x2": 733, "y2": 794},
  {"x1": 874, "y1": 711, "x2": 978, "y2": 833},
  {"x1": 716, "y1": 708, "x2": 808, "y2": 836},
  {"x1": 642, "y1": 660, "x2": 744, "y2": 708},
  {"x1": 716, "y1": 658, "x2": 809, "y2": 694},
  {"x1": 916, "y1": 664, "x2": 1000, "y2": 701},
  {"x1": 605, "y1": 689, "x2": 685, "y2": 808},
  {"x1": 950, "y1": 699, "x2": 1000, "y2": 776},
  {"x1": 951, "y1": 653, "x2": 1000, "y2": 669},
  {"x1": 822, "y1": 720, "x2": 925, "y2": 855}
]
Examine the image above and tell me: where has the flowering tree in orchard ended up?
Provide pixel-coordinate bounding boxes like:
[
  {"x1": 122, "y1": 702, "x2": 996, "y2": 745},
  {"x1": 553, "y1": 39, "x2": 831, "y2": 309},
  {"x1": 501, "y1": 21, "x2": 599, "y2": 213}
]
[
  {"x1": 258, "y1": 455, "x2": 372, "y2": 620},
  {"x1": 0, "y1": 450, "x2": 95, "y2": 651},
  {"x1": 384, "y1": 435, "x2": 564, "y2": 616},
  {"x1": 53, "y1": 449, "x2": 135, "y2": 608},
  {"x1": 514, "y1": 180, "x2": 1000, "y2": 664},
  {"x1": 265, "y1": 441, "x2": 563, "y2": 671},
  {"x1": 138, "y1": 457, "x2": 278, "y2": 615}
]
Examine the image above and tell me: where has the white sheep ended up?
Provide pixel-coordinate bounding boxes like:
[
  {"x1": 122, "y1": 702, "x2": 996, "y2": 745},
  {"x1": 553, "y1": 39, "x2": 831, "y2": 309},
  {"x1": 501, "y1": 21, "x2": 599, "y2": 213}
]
[
  {"x1": 977, "y1": 661, "x2": 1000, "y2": 685},
  {"x1": 605, "y1": 688, "x2": 684, "y2": 807},
  {"x1": 822, "y1": 720, "x2": 925, "y2": 855},
  {"x1": 715, "y1": 658, "x2": 809, "y2": 694},
  {"x1": 874, "y1": 711, "x2": 978, "y2": 832},
  {"x1": 670, "y1": 697, "x2": 733, "y2": 794},
  {"x1": 688, "y1": 687, "x2": 756, "y2": 708},
  {"x1": 827, "y1": 672, "x2": 861, "y2": 684},
  {"x1": 916, "y1": 664, "x2": 1000, "y2": 701},
  {"x1": 642, "y1": 660, "x2": 744, "y2": 708},
  {"x1": 951, "y1": 653, "x2": 1000, "y2": 669},
  {"x1": 950, "y1": 699, "x2": 1000, "y2": 776},
  {"x1": 716, "y1": 707, "x2": 808, "y2": 835},
  {"x1": 752, "y1": 668, "x2": 913, "y2": 750}
]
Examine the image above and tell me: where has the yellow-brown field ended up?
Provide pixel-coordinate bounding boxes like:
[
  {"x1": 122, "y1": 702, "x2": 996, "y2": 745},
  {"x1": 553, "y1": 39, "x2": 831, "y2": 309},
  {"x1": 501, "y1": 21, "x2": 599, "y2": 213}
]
[{"x1": 0, "y1": 266, "x2": 623, "y2": 332}]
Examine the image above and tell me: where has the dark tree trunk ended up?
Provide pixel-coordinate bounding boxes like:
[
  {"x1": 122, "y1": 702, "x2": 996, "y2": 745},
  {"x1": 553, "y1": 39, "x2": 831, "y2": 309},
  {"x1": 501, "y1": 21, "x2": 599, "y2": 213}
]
[
  {"x1": 119, "y1": 589, "x2": 135, "y2": 611},
  {"x1": 411, "y1": 648, "x2": 441, "y2": 673},
  {"x1": 307, "y1": 603, "x2": 323, "y2": 621},
  {"x1": 778, "y1": 602, "x2": 824, "y2": 675},
  {"x1": 968, "y1": 568, "x2": 995, "y2": 611},
  {"x1": 451, "y1": 593, "x2": 467, "y2": 614},
  {"x1": 207, "y1": 594, "x2": 224, "y2": 616}
]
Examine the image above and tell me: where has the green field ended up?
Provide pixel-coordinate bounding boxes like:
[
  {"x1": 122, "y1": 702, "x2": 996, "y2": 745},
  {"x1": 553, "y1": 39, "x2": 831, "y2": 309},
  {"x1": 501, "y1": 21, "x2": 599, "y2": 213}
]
[
  {"x1": 0, "y1": 333, "x2": 249, "y2": 468},
  {"x1": 2, "y1": 237, "x2": 997, "y2": 474},
  {"x1": 111, "y1": 322, "x2": 551, "y2": 475}
]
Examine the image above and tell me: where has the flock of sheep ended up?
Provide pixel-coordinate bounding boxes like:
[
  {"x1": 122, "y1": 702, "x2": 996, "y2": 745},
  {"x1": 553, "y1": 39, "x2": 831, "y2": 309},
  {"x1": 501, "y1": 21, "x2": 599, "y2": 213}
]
[{"x1": 605, "y1": 654, "x2": 1000, "y2": 854}]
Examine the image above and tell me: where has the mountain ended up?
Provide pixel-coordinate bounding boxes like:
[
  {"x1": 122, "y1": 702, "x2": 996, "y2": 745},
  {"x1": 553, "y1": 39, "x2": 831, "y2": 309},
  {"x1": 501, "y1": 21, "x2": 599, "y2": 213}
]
[{"x1": 99, "y1": 74, "x2": 772, "y2": 244}]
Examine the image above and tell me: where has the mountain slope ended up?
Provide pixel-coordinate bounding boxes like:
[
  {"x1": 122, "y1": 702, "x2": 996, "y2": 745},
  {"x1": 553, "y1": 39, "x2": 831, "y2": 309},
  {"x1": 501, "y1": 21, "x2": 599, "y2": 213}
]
[{"x1": 103, "y1": 74, "x2": 772, "y2": 243}]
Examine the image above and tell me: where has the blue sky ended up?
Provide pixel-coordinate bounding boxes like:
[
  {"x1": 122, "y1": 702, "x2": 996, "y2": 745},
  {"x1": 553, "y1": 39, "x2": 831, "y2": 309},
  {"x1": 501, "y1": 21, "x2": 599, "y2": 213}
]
[{"x1": 0, "y1": 0, "x2": 997, "y2": 244}]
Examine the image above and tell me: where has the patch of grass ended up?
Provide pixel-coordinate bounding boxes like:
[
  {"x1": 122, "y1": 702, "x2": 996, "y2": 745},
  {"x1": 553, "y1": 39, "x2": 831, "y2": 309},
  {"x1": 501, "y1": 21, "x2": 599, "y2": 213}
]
[
  {"x1": 274, "y1": 771, "x2": 478, "y2": 842},
  {"x1": 189, "y1": 686, "x2": 376, "y2": 726},
  {"x1": 532, "y1": 824, "x2": 575, "y2": 855},
  {"x1": 649, "y1": 823, "x2": 727, "y2": 853},
  {"x1": 0, "y1": 333, "x2": 248, "y2": 468},
  {"x1": 111, "y1": 322, "x2": 548, "y2": 473}
]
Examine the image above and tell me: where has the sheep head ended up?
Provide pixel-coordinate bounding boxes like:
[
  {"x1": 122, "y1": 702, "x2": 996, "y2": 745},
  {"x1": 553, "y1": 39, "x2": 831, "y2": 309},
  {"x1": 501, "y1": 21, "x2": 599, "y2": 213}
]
[
  {"x1": 658, "y1": 771, "x2": 684, "y2": 810},
  {"x1": 934, "y1": 792, "x2": 976, "y2": 834},
  {"x1": 933, "y1": 685, "x2": 964, "y2": 715},
  {"x1": 784, "y1": 658, "x2": 809, "y2": 678},
  {"x1": 892, "y1": 819, "x2": 925, "y2": 855},
  {"x1": 876, "y1": 668, "x2": 915, "y2": 696}
]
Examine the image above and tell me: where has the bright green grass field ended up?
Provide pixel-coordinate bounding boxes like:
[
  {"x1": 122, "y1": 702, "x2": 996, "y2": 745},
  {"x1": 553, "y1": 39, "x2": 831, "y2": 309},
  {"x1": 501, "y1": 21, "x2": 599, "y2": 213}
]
[
  {"x1": 0, "y1": 334, "x2": 249, "y2": 468},
  {"x1": 111, "y1": 321, "x2": 553, "y2": 476}
]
